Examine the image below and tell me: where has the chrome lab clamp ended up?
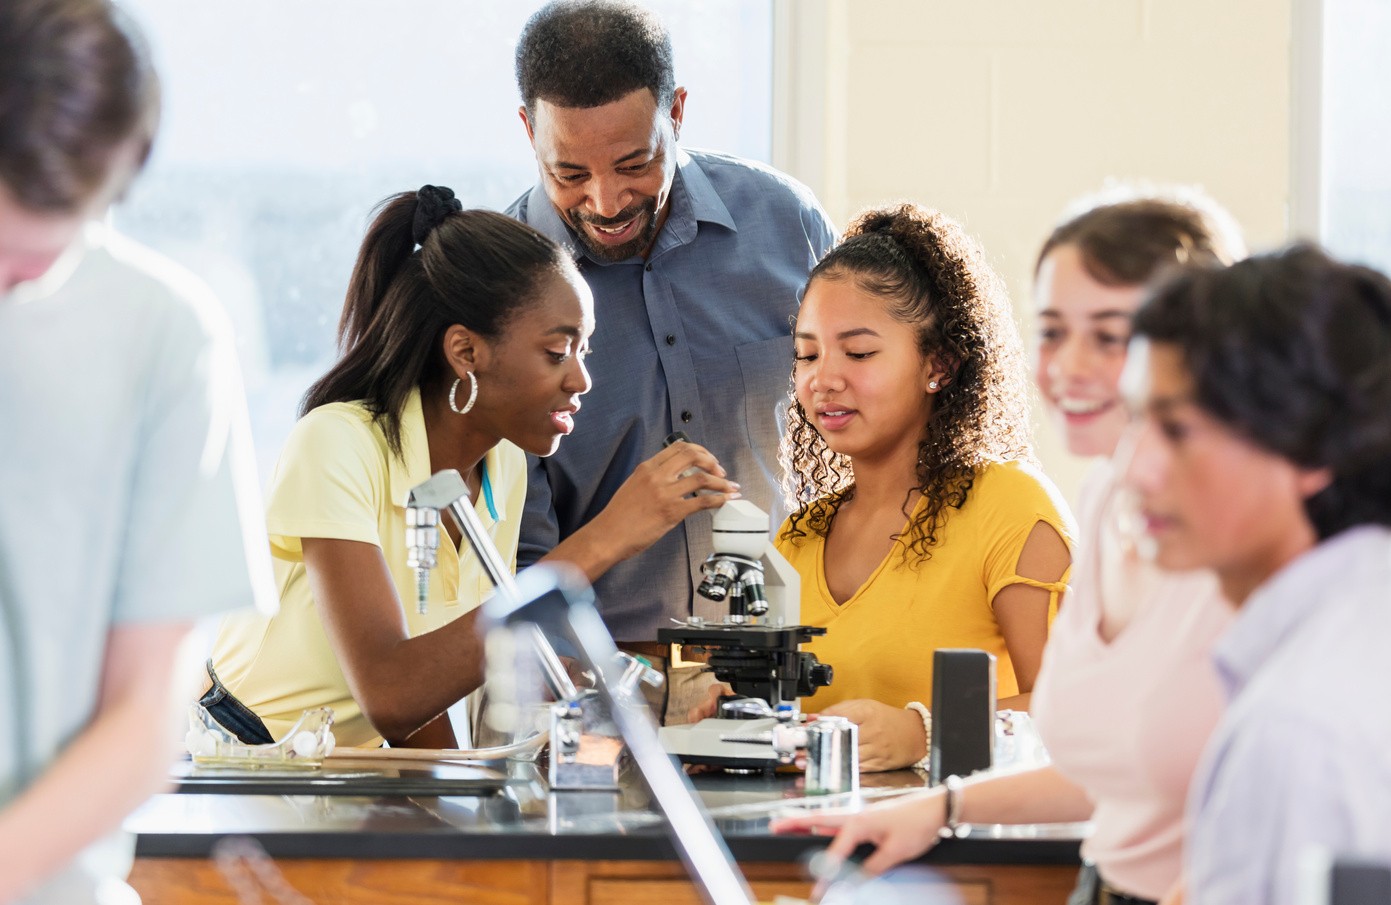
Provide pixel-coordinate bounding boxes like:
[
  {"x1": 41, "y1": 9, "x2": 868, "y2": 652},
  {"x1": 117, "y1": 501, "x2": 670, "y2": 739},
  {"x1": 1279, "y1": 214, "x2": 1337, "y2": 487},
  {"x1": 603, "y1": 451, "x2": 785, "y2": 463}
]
[{"x1": 405, "y1": 470, "x2": 661, "y2": 792}]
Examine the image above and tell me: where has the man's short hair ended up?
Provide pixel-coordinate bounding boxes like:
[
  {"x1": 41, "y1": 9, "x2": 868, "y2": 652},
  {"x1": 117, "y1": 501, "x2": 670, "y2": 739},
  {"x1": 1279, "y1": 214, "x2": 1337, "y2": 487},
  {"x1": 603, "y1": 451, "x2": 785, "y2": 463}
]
[
  {"x1": 516, "y1": 0, "x2": 675, "y2": 117},
  {"x1": 0, "y1": 0, "x2": 159, "y2": 212}
]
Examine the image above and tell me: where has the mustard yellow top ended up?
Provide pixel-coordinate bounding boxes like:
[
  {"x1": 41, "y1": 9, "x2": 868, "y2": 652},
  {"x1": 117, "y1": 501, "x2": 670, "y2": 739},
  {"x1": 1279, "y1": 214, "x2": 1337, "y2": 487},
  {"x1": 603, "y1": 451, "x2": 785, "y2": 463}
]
[
  {"x1": 775, "y1": 460, "x2": 1075, "y2": 710},
  {"x1": 210, "y1": 388, "x2": 526, "y2": 747}
]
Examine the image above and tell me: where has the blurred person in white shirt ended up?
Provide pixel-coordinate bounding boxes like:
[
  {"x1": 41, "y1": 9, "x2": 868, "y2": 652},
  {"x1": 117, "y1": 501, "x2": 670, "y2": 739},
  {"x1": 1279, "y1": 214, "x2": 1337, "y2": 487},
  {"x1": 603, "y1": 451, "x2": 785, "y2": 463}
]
[{"x1": 0, "y1": 1, "x2": 275, "y2": 902}]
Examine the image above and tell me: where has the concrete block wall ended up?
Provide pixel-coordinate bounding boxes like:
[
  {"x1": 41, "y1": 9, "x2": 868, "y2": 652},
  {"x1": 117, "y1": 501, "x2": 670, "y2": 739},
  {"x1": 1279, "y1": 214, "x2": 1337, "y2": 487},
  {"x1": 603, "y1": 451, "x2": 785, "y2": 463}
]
[{"x1": 781, "y1": 0, "x2": 1293, "y2": 502}]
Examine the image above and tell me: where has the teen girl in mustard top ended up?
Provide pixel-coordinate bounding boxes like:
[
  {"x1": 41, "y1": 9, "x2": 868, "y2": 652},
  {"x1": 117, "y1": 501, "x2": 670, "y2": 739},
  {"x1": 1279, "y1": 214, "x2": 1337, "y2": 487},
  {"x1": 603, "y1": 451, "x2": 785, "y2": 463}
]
[{"x1": 775, "y1": 203, "x2": 1075, "y2": 771}]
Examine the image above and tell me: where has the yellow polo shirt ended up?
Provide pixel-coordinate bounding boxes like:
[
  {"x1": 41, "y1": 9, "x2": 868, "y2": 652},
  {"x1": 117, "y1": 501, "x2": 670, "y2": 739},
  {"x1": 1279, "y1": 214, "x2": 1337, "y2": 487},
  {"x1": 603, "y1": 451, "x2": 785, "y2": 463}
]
[
  {"x1": 210, "y1": 388, "x2": 526, "y2": 747},
  {"x1": 776, "y1": 460, "x2": 1075, "y2": 710}
]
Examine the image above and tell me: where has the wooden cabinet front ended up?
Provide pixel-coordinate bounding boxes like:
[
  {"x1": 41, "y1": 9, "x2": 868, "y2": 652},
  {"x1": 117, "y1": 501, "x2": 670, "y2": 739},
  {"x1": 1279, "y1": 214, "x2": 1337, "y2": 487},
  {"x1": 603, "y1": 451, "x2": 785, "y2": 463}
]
[{"x1": 129, "y1": 857, "x2": 1076, "y2": 905}]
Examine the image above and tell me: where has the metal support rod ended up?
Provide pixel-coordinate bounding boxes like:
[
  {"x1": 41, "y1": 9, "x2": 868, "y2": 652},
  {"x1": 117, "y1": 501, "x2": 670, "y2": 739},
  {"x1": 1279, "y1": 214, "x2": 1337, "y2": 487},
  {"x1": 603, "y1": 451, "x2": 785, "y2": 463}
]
[
  {"x1": 415, "y1": 469, "x2": 753, "y2": 905},
  {"x1": 443, "y1": 498, "x2": 578, "y2": 705},
  {"x1": 500, "y1": 567, "x2": 756, "y2": 905},
  {"x1": 570, "y1": 601, "x2": 755, "y2": 905}
]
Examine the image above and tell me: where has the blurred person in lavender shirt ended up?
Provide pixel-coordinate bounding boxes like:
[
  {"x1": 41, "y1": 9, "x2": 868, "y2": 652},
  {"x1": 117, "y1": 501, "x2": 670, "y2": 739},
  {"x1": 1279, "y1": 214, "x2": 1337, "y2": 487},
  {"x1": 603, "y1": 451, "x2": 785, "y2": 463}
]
[{"x1": 1124, "y1": 246, "x2": 1391, "y2": 905}]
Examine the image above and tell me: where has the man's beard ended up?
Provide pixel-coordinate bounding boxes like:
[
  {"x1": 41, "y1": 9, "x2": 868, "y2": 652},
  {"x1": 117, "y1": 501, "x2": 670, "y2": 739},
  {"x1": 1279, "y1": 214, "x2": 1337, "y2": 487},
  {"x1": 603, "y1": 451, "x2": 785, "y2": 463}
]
[{"x1": 567, "y1": 197, "x2": 660, "y2": 262}]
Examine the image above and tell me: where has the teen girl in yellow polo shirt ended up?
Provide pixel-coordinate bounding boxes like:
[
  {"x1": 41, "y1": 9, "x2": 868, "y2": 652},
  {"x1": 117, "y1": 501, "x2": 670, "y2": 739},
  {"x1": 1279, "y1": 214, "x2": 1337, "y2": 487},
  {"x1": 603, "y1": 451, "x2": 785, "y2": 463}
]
[
  {"x1": 776, "y1": 203, "x2": 1075, "y2": 771},
  {"x1": 209, "y1": 186, "x2": 738, "y2": 749}
]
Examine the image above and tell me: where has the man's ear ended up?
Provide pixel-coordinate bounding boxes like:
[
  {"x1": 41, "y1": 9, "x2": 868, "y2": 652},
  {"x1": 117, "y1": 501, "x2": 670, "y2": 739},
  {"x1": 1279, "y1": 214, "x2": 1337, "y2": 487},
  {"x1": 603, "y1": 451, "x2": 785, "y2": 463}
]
[
  {"x1": 669, "y1": 87, "x2": 688, "y2": 140},
  {"x1": 519, "y1": 105, "x2": 537, "y2": 148}
]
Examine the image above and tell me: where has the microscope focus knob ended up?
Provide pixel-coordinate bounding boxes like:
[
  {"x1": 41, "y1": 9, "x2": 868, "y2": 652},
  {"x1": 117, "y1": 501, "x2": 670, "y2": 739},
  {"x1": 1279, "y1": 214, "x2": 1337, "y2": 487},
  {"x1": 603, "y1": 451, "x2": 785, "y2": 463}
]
[{"x1": 808, "y1": 662, "x2": 834, "y2": 688}]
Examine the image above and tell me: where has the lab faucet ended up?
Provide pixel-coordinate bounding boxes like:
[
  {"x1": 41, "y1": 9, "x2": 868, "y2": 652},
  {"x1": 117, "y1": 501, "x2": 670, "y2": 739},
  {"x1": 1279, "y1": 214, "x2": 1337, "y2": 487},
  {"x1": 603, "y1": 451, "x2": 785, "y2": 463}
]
[{"x1": 484, "y1": 564, "x2": 756, "y2": 905}]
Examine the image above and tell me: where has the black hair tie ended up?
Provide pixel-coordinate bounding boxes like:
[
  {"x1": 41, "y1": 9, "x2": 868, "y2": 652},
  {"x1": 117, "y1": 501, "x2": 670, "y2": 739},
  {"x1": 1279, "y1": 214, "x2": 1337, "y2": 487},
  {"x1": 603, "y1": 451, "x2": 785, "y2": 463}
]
[{"x1": 413, "y1": 184, "x2": 463, "y2": 245}]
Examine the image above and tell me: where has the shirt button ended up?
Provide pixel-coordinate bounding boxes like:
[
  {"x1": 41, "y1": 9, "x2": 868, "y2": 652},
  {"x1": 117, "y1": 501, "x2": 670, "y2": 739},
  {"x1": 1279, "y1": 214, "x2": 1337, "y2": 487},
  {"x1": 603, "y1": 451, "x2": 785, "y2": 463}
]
[
  {"x1": 681, "y1": 411, "x2": 692, "y2": 422},
  {"x1": 645, "y1": 263, "x2": 653, "y2": 272},
  {"x1": 665, "y1": 334, "x2": 676, "y2": 346}
]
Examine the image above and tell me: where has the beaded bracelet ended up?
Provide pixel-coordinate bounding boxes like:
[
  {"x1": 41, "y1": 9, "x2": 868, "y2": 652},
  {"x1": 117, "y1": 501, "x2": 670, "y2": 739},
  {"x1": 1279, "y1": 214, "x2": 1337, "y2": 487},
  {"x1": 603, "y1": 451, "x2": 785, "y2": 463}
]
[{"x1": 904, "y1": 702, "x2": 931, "y2": 770}]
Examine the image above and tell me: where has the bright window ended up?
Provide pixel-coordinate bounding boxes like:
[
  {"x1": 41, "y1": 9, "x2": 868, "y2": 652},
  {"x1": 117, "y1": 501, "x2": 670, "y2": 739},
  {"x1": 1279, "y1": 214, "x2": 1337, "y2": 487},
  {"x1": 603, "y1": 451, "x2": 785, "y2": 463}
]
[
  {"x1": 1320, "y1": 0, "x2": 1391, "y2": 273},
  {"x1": 115, "y1": 0, "x2": 773, "y2": 476}
]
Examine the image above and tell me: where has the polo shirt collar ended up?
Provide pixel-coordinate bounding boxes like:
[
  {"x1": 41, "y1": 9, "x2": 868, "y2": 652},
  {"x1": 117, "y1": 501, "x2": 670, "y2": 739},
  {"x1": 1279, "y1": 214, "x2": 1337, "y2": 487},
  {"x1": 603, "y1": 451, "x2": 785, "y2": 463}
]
[
  {"x1": 387, "y1": 386, "x2": 504, "y2": 529},
  {"x1": 1212, "y1": 525, "x2": 1391, "y2": 697},
  {"x1": 389, "y1": 387, "x2": 434, "y2": 508},
  {"x1": 523, "y1": 147, "x2": 738, "y2": 267}
]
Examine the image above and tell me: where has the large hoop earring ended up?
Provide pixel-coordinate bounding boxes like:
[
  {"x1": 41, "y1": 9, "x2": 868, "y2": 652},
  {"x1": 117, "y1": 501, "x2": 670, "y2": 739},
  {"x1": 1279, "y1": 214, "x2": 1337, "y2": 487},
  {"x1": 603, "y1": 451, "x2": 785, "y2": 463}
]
[{"x1": 449, "y1": 372, "x2": 478, "y2": 415}]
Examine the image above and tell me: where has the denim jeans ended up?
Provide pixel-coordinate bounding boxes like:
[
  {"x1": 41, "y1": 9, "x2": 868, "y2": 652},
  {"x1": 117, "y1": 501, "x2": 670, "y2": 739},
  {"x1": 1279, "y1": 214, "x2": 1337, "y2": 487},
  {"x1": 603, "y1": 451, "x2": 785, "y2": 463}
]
[{"x1": 199, "y1": 659, "x2": 275, "y2": 745}]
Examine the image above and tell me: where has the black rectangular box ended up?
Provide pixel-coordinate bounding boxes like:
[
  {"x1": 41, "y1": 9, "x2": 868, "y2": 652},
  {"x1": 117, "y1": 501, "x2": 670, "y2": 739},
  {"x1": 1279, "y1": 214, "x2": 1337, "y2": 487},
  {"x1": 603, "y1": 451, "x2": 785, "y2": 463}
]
[{"x1": 929, "y1": 648, "x2": 996, "y2": 786}]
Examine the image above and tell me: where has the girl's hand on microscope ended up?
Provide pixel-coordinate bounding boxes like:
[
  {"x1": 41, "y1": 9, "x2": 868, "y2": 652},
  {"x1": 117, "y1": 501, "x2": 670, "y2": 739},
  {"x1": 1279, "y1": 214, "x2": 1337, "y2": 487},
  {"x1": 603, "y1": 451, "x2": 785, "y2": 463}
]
[
  {"x1": 560, "y1": 656, "x2": 595, "y2": 690},
  {"x1": 545, "y1": 442, "x2": 739, "y2": 582},
  {"x1": 818, "y1": 699, "x2": 928, "y2": 772},
  {"x1": 769, "y1": 790, "x2": 947, "y2": 890},
  {"x1": 599, "y1": 442, "x2": 740, "y2": 552}
]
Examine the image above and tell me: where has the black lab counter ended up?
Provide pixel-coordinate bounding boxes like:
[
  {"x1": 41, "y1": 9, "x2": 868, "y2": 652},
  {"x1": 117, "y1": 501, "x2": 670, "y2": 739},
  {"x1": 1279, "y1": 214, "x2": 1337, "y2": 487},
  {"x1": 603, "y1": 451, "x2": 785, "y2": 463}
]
[{"x1": 126, "y1": 760, "x2": 1086, "y2": 905}]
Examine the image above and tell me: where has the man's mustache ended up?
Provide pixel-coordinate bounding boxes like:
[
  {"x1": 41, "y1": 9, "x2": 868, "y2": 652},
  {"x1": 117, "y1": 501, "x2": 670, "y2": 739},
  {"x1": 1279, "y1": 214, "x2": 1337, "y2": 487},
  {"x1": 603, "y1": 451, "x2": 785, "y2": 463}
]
[{"x1": 570, "y1": 200, "x2": 654, "y2": 227}]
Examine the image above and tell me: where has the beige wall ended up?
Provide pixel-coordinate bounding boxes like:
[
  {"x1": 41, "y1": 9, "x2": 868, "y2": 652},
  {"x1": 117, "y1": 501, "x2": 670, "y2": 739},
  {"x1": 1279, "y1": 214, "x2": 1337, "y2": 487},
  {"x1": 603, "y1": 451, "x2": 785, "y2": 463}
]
[{"x1": 775, "y1": 0, "x2": 1293, "y2": 503}]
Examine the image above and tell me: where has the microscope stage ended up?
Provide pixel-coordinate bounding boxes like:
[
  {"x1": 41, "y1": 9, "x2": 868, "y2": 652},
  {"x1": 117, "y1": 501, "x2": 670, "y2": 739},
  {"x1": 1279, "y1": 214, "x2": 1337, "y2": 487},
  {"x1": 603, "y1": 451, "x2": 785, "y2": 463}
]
[
  {"x1": 659, "y1": 717, "x2": 783, "y2": 769},
  {"x1": 657, "y1": 623, "x2": 825, "y2": 649}
]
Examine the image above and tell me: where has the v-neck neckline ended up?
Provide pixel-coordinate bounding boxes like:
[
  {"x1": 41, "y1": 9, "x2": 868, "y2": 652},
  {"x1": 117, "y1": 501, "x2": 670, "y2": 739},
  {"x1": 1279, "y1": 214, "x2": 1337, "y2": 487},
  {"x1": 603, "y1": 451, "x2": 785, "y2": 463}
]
[
  {"x1": 814, "y1": 534, "x2": 897, "y2": 613},
  {"x1": 814, "y1": 498, "x2": 924, "y2": 613}
]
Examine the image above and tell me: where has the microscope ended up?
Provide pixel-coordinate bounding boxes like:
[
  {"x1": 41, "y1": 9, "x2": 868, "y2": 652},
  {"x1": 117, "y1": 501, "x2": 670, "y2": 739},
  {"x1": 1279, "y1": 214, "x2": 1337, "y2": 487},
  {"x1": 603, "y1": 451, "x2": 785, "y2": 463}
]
[{"x1": 657, "y1": 499, "x2": 835, "y2": 770}]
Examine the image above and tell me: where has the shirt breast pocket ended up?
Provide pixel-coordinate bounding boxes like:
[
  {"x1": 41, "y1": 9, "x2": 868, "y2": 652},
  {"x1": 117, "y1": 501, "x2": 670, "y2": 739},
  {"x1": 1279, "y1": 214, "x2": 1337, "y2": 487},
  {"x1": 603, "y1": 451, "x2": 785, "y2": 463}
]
[{"x1": 735, "y1": 334, "x2": 795, "y2": 493}]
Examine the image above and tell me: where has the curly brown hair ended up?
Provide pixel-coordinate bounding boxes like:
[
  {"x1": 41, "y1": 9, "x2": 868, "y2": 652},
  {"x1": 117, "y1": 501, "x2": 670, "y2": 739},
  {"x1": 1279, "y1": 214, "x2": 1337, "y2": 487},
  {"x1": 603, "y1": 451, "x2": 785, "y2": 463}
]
[{"x1": 778, "y1": 202, "x2": 1035, "y2": 563}]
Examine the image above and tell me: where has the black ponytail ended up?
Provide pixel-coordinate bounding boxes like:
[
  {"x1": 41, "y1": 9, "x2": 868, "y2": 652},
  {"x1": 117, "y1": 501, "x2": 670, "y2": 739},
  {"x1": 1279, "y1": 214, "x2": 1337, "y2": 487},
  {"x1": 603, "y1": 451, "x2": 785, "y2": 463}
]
[{"x1": 302, "y1": 187, "x2": 573, "y2": 457}]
